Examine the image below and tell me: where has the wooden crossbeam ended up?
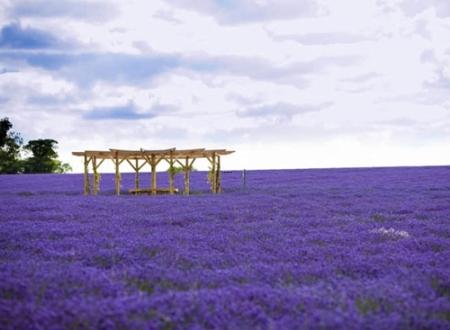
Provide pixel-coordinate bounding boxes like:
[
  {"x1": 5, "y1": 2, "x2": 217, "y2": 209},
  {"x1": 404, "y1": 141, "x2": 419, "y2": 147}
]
[{"x1": 126, "y1": 158, "x2": 137, "y2": 171}]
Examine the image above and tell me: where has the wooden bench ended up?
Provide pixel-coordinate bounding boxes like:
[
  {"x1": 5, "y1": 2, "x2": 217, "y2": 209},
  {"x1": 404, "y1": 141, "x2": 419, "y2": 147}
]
[{"x1": 128, "y1": 188, "x2": 179, "y2": 195}]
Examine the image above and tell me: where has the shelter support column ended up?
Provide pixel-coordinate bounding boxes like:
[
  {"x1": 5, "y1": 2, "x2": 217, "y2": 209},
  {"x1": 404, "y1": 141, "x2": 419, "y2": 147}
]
[
  {"x1": 211, "y1": 152, "x2": 217, "y2": 194},
  {"x1": 92, "y1": 156, "x2": 99, "y2": 195},
  {"x1": 215, "y1": 155, "x2": 221, "y2": 193},
  {"x1": 135, "y1": 159, "x2": 140, "y2": 191},
  {"x1": 151, "y1": 154, "x2": 157, "y2": 195},
  {"x1": 169, "y1": 152, "x2": 175, "y2": 194},
  {"x1": 83, "y1": 154, "x2": 91, "y2": 195},
  {"x1": 114, "y1": 152, "x2": 121, "y2": 195},
  {"x1": 184, "y1": 157, "x2": 190, "y2": 195}
]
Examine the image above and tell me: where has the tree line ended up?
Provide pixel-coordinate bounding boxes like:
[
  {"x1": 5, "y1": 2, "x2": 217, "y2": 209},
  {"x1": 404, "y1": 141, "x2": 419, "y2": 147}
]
[{"x1": 0, "y1": 117, "x2": 71, "y2": 174}]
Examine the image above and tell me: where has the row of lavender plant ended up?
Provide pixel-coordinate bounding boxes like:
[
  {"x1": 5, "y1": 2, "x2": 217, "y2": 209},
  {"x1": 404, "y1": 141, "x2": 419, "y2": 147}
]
[{"x1": 0, "y1": 166, "x2": 449, "y2": 328}]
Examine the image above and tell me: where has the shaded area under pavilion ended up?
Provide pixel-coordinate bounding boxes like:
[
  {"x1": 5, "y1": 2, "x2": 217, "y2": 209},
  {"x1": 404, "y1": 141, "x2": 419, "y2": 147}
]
[{"x1": 72, "y1": 148, "x2": 235, "y2": 196}]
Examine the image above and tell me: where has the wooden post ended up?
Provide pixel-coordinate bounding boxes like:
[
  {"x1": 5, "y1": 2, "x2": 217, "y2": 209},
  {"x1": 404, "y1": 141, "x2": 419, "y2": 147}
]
[
  {"x1": 211, "y1": 152, "x2": 217, "y2": 194},
  {"x1": 169, "y1": 151, "x2": 174, "y2": 195},
  {"x1": 151, "y1": 154, "x2": 156, "y2": 195},
  {"x1": 114, "y1": 152, "x2": 120, "y2": 195},
  {"x1": 184, "y1": 157, "x2": 190, "y2": 195},
  {"x1": 92, "y1": 156, "x2": 99, "y2": 195},
  {"x1": 216, "y1": 155, "x2": 221, "y2": 193},
  {"x1": 135, "y1": 159, "x2": 139, "y2": 191},
  {"x1": 83, "y1": 154, "x2": 90, "y2": 195}
]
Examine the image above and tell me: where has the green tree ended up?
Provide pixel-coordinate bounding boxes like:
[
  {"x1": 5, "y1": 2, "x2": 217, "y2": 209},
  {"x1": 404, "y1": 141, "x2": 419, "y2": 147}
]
[
  {"x1": 23, "y1": 139, "x2": 72, "y2": 173},
  {"x1": 0, "y1": 117, "x2": 23, "y2": 174}
]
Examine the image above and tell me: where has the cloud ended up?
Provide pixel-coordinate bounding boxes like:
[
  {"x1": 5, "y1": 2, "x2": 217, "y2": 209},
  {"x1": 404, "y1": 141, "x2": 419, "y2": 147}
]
[
  {"x1": 267, "y1": 31, "x2": 370, "y2": 45},
  {"x1": 83, "y1": 102, "x2": 156, "y2": 120},
  {"x1": 26, "y1": 94, "x2": 76, "y2": 107},
  {"x1": 181, "y1": 54, "x2": 360, "y2": 86},
  {"x1": 1, "y1": 50, "x2": 360, "y2": 87},
  {"x1": 9, "y1": 0, "x2": 118, "y2": 22},
  {"x1": 226, "y1": 93, "x2": 261, "y2": 105},
  {"x1": 165, "y1": 0, "x2": 318, "y2": 24},
  {"x1": 399, "y1": 0, "x2": 450, "y2": 18},
  {"x1": 0, "y1": 52, "x2": 180, "y2": 86},
  {"x1": 83, "y1": 102, "x2": 179, "y2": 120},
  {"x1": 341, "y1": 72, "x2": 381, "y2": 83},
  {"x1": 425, "y1": 69, "x2": 450, "y2": 90},
  {"x1": 236, "y1": 101, "x2": 332, "y2": 121},
  {"x1": 0, "y1": 23, "x2": 66, "y2": 49},
  {"x1": 0, "y1": 67, "x2": 19, "y2": 74}
]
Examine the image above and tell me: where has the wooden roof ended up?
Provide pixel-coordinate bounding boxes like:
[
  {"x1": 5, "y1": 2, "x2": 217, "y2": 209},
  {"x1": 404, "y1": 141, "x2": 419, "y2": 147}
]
[{"x1": 72, "y1": 148, "x2": 235, "y2": 159}]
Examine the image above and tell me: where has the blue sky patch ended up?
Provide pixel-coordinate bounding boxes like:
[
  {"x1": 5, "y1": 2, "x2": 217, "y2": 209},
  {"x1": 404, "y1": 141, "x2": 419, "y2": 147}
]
[
  {"x1": 0, "y1": 23, "x2": 62, "y2": 49},
  {"x1": 83, "y1": 103, "x2": 155, "y2": 120}
]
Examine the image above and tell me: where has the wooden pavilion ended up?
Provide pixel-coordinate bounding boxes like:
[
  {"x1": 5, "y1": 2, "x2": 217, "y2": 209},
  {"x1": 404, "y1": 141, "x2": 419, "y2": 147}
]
[{"x1": 72, "y1": 148, "x2": 235, "y2": 196}]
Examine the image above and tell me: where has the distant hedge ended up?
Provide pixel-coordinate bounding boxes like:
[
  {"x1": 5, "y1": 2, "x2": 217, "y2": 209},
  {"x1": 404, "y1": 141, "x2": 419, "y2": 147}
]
[{"x1": 0, "y1": 117, "x2": 71, "y2": 174}]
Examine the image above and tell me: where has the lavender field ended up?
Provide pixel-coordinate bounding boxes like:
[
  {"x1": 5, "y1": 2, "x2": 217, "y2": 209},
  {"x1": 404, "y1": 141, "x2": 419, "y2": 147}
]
[{"x1": 0, "y1": 167, "x2": 449, "y2": 329}]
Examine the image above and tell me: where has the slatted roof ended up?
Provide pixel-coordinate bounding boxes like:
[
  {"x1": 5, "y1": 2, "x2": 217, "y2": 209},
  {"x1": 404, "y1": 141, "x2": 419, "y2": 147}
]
[{"x1": 72, "y1": 148, "x2": 235, "y2": 159}]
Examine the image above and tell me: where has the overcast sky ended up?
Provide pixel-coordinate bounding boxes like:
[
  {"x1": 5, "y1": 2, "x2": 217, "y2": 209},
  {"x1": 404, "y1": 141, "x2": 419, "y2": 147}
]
[{"x1": 0, "y1": 0, "x2": 449, "y2": 172}]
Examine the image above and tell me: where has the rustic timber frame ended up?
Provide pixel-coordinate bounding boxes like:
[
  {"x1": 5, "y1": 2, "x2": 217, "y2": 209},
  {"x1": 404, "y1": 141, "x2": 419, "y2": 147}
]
[{"x1": 72, "y1": 148, "x2": 235, "y2": 196}]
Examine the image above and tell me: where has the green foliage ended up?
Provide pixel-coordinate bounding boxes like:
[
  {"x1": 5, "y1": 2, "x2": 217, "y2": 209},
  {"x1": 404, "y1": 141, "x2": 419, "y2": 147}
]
[
  {"x1": 207, "y1": 166, "x2": 216, "y2": 190},
  {"x1": 355, "y1": 296, "x2": 380, "y2": 315},
  {"x1": 0, "y1": 118, "x2": 72, "y2": 174},
  {"x1": 0, "y1": 118, "x2": 23, "y2": 174},
  {"x1": 22, "y1": 139, "x2": 72, "y2": 174},
  {"x1": 167, "y1": 165, "x2": 183, "y2": 176}
]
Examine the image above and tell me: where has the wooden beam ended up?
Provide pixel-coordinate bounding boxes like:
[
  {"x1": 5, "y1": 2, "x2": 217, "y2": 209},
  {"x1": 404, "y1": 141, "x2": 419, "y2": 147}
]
[
  {"x1": 126, "y1": 158, "x2": 137, "y2": 171},
  {"x1": 97, "y1": 158, "x2": 106, "y2": 168},
  {"x1": 137, "y1": 159, "x2": 147, "y2": 171}
]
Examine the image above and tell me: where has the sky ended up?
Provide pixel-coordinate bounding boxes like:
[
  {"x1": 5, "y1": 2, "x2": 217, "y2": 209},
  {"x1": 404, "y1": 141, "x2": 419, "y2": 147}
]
[{"x1": 0, "y1": 0, "x2": 449, "y2": 172}]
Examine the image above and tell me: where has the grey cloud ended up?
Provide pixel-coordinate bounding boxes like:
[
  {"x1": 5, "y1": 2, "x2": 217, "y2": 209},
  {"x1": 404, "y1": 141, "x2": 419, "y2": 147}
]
[
  {"x1": 183, "y1": 54, "x2": 361, "y2": 87},
  {"x1": 338, "y1": 72, "x2": 381, "y2": 94},
  {"x1": 425, "y1": 70, "x2": 450, "y2": 90},
  {"x1": 0, "y1": 67, "x2": 19, "y2": 74},
  {"x1": 400, "y1": 0, "x2": 450, "y2": 18},
  {"x1": 205, "y1": 121, "x2": 368, "y2": 144},
  {"x1": 206, "y1": 118, "x2": 450, "y2": 146},
  {"x1": 9, "y1": 0, "x2": 118, "y2": 22},
  {"x1": 420, "y1": 49, "x2": 435, "y2": 63},
  {"x1": 153, "y1": 10, "x2": 183, "y2": 24},
  {"x1": 341, "y1": 72, "x2": 381, "y2": 83},
  {"x1": 226, "y1": 93, "x2": 261, "y2": 105},
  {"x1": 83, "y1": 102, "x2": 155, "y2": 120},
  {"x1": 374, "y1": 118, "x2": 418, "y2": 127},
  {"x1": 0, "y1": 22, "x2": 73, "y2": 50},
  {"x1": 83, "y1": 102, "x2": 180, "y2": 121},
  {"x1": 165, "y1": 0, "x2": 318, "y2": 24},
  {"x1": 236, "y1": 102, "x2": 332, "y2": 120},
  {"x1": 0, "y1": 51, "x2": 180, "y2": 87},
  {"x1": 1, "y1": 50, "x2": 360, "y2": 88},
  {"x1": 267, "y1": 30, "x2": 371, "y2": 45}
]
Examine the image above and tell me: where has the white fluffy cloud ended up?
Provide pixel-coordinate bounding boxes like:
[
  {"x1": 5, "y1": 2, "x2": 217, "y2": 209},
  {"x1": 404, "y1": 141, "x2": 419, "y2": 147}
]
[{"x1": 0, "y1": 0, "x2": 449, "y2": 172}]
